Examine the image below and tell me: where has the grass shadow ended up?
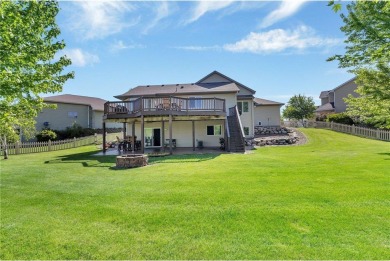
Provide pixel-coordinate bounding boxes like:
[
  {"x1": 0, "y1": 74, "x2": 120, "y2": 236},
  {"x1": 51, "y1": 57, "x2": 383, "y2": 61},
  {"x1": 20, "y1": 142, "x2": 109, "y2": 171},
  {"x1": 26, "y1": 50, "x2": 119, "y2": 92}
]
[
  {"x1": 377, "y1": 152, "x2": 390, "y2": 160},
  {"x1": 148, "y1": 153, "x2": 221, "y2": 164},
  {"x1": 44, "y1": 150, "x2": 221, "y2": 168},
  {"x1": 44, "y1": 150, "x2": 117, "y2": 168}
]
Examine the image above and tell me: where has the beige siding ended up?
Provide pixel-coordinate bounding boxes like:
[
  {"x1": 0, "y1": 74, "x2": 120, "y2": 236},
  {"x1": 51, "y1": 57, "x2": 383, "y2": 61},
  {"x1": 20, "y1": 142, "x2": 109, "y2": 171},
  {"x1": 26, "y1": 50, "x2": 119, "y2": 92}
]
[
  {"x1": 93, "y1": 111, "x2": 104, "y2": 129},
  {"x1": 334, "y1": 81, "x2": 358, "y2": 113},
  {"x1": 129, "y1": 119, "x2": 225, "y2": 148},
  {"x1": 254, "y1": 105, "x2": 281, "y2": 127},
  {"x1": 237, "y1": 86, "x2": 253, "y2": 96},
  {"x1": 93, "y1": 111, "x2": 122, "y2": 129},
  {"x1": 237, "y1": 99, "x2": 254, "y2": 137},
  {"x1": 36, "y1": 103, "x2": 90, "y2": 131},
  {"x1": 198, "y1": 74, "x2": 230, "y2": 83}
]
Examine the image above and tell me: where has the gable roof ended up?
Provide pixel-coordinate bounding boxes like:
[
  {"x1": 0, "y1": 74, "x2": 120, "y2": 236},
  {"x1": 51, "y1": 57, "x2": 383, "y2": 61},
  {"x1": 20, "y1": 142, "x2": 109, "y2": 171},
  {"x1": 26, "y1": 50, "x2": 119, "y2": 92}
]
[
  {"x1": 254, "y1": 97, "x2": 284, "y2": 106},
  {"x1": 44, "y1": 94, "x2": 107, "y2": 111},
  {"x1": 333, "y1": 77, "x2": 357, "y2": 91},
  {"x1": 319, "y1": 90, "x2": 331, "y2": 99},
  {"x1": 319, "y1": 77, "x2": 357, "y2": 98},
  {"x1": 115, "y1": 82, "x2": 240, "y2": 99},
  {"x1": 315, "y1": 102, "x2": 335, "y2": 112},
  {"x1": 196, "y1": 70, "x2": 256, "y2": 95}
]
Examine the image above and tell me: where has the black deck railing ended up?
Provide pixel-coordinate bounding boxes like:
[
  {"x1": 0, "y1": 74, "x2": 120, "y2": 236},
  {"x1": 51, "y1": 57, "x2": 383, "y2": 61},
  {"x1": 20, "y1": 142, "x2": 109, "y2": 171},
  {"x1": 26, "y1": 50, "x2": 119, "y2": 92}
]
[{"x1": 104, "y1": 97, "x2": 226, "y2": 116}]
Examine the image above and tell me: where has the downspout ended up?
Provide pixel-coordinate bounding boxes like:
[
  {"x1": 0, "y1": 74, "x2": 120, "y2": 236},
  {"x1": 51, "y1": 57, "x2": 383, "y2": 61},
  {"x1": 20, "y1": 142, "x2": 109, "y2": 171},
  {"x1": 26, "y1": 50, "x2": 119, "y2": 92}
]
[
  {"x1": 87, "y1": 106, "x2": 90, "y2": 128},
  {"x1": 251, "y1": 100, "x2": 255, "y2": 137}
]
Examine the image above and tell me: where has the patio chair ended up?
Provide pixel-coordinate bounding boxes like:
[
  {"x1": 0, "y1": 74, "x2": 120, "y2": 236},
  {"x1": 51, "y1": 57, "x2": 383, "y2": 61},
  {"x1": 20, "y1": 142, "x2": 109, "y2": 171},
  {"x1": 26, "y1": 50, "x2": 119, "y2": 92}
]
[{"x1": 163, "y1": 98, "x2": 171, "y2": 110}]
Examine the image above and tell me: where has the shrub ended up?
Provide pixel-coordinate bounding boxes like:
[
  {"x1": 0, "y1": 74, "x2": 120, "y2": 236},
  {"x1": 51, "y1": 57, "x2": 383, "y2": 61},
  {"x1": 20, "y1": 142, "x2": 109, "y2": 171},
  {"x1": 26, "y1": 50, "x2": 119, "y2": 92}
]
[
  {"x1": 36, "y1": 129, "x2": 57, "y2": 142},
  {"x1": 327, "y1": 113, "x2": 355, "y2": 125}
]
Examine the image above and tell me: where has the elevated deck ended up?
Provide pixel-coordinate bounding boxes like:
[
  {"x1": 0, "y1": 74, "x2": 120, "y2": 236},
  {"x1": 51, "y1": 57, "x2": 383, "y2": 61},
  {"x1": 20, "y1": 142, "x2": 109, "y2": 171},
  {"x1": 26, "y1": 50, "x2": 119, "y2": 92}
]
[{"x1": 104, "y1": 96, "x2": 226, "y2": 119}]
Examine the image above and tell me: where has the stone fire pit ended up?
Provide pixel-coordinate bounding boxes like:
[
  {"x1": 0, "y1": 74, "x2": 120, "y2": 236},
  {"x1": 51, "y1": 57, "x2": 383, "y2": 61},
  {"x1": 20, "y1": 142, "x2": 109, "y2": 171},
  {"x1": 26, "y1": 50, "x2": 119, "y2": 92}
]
[{"x1": 116, "y1": 154, "x2": 148, "y2": 168}]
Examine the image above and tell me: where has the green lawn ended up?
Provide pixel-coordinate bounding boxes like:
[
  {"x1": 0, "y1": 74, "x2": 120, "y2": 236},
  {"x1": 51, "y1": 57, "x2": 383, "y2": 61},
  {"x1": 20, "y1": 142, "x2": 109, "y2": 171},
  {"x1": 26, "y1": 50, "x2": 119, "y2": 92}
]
[{"x1": 1, "y1": 129, "x2": 389, "y2": 259}]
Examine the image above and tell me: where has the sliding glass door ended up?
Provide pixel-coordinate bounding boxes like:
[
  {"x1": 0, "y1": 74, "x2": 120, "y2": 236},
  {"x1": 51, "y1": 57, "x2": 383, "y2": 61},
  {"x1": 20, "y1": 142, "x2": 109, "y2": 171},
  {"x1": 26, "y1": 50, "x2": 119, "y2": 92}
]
[{"x1": 144, "y1": 128, "x2": 161, "y2": 147}]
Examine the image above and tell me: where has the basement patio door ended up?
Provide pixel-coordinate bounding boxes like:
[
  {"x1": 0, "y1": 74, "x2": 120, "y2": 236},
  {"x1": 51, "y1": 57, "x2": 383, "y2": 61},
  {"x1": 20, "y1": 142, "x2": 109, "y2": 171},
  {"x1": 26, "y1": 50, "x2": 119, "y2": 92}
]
[{"x1": 145, "y1": 128, "x2": 161, "y2": 147}]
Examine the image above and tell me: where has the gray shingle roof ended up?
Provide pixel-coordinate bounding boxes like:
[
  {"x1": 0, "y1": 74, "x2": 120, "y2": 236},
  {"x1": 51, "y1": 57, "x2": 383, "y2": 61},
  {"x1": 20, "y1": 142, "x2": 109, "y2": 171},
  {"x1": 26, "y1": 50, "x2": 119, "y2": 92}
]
[
  {"x1": 115, "y1": 82, "x2": 240, "y2": 99},
  {"x1": 44, "y1": 94, "x2": 107, "y2": 111},
  {"x1": 315, "y1": 102, "x2": 335, "y2": 112},
  {"x1": 254, "y1": 97, "x2": 284, "y2": 106},
  {"x1": 319, "y1": 90, "x2": 331, "y2": 99}
]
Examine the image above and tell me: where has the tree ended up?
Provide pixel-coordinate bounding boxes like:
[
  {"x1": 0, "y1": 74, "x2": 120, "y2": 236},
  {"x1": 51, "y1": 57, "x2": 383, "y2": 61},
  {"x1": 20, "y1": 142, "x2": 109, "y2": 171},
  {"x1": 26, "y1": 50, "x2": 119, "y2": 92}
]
[
  {"x1": 328, "y1": 0, "x2": 390, "y2": 128},
  {"x1": 344, "y1": 66, "x2": 390, "y2": 128},
  {"x1": 0, "y1": 0, "x2": 74, "y2": 159},
  {"x1": 282, "y1": 95, "x2": 316, "y2": 126}
]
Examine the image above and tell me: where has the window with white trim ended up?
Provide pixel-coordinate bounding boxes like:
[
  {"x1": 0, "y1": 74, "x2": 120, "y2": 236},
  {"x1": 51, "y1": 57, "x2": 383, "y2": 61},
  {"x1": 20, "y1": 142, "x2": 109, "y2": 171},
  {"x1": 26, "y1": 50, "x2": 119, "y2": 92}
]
[
  {"x1": 243, "y1": 127, "x2": 249, "y2": 135},
  {"x1": 237, "y1": 101, "x2": 249, "y2": 114},
  {"x1": 68, "y1": 112, "x2": 78, "y2": 118},
  {"x1": 207, "y1": 125, "x2": 222, "y2": 136}
]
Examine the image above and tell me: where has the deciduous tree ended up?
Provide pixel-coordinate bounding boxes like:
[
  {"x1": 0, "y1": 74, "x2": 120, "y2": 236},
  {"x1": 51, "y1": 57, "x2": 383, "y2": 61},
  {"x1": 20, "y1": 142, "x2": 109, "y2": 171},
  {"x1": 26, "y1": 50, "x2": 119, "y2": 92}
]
[
  {"x1": 282, "y1": 95, "x2": 316, "y2": 125},
  {"x1": 0, "y1": 0, "x2": 74, "y2": 158},
  {"x1": 328, "y1": 0, "x2": 390, "y2": 128}
]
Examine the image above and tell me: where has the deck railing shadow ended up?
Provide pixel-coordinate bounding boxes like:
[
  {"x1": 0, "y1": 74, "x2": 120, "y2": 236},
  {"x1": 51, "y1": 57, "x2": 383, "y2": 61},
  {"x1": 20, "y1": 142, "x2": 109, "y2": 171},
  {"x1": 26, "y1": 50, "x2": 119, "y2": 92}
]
[{"x1": 44, "y1": 150, "x2": 221, "y2": 168}]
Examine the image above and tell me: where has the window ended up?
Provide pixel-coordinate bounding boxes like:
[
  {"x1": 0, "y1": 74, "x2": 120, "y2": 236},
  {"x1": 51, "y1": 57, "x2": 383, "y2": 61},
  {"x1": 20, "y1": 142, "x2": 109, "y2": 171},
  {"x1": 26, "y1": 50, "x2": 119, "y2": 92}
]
[
  {"x1": 189, "y1": 97, "x2": 202, "y2": 109},
  {"x1": 207, "y1": 125, "x2": 222, "y2": 136},
  {"x1": 244, "y1": 127, "x2": 249, "y2": 135},
  {"x1": 237, "y1": 101, "x2": 249, "y2": 113},
  {"x1": 258, "y1": 121, "x2": 262, "y2": 126},
  {"x1": 68, "y1": 112, "x2": 78, "y2": 118}
]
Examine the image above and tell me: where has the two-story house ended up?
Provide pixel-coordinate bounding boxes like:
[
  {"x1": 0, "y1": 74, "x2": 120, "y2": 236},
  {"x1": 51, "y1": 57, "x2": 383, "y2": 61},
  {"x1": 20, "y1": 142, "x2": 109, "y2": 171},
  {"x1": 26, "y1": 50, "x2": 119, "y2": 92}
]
[
  {"x1": 36, "y1": 94, "x2": 121, "y2": 131},
  {"x1": 315, "y1": 77, "x2": 359, "y2": 117},
  {"x1": 103, "y1": 71, "x2": 283, "y2": 153}
]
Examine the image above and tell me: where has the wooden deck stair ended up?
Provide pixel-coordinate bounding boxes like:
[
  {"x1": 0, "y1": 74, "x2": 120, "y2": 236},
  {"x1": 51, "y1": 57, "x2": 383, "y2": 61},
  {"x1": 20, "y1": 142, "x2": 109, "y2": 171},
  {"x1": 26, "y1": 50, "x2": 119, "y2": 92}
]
[{"x1": 227, "y1": 110, "x2": 245, "y2": 153}]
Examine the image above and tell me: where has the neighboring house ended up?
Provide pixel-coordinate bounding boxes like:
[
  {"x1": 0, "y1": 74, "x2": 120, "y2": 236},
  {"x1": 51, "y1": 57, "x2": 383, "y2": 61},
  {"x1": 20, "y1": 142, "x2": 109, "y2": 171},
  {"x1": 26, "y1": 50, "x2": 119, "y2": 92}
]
[
  {"x1": 103, "y1": 71, "x2": 284, "y2": 153},
  {"x1": 36, "y1": 94, "x2": 121, "y2": 131},
  {"x1": 315, "y1": 77, "x2": 359, "y2": 116}
]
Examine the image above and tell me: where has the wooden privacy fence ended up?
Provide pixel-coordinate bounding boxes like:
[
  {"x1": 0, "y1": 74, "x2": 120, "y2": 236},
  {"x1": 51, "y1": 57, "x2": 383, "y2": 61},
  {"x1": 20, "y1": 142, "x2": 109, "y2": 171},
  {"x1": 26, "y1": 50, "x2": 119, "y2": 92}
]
[{"x1": 309, "y1": 121, "x2": 390, "y2": 142}]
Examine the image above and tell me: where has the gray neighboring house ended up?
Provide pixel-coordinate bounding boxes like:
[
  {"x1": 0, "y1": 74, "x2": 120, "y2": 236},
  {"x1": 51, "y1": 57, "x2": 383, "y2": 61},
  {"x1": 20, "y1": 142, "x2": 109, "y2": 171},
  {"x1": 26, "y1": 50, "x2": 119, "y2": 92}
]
[
  {"x1": 36, "y1": 94, "x2": 120, "y2": 131},
  {"x1": 315, "y1": 77, "x2": 359, "y2": 116}
]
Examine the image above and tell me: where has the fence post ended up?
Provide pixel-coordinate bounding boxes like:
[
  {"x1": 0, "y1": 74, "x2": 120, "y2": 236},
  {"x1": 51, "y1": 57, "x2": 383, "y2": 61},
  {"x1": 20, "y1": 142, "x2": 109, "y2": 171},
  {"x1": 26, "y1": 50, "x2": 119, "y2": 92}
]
[
  {"x1": 351, "y1": 124, "x2": 355, "y2": 134},
  {"x1": 73, "y1": 137, "x2": 76, "y2": 148},
  {"x1": 48, "y1": 140, "x2": 52, "y2": 152},
  {"x1": 94, "y1": 133, "x2": 97, "y2": 144},
  {"x1": 376, "y1": 129, "x2": 380, "y2": 140},
  {"x1": 15, "y1": 141, "x2": 20, "y2": 155},
  {"x1": 330, "y1": 121, "x2": 334, "y2": 130}
]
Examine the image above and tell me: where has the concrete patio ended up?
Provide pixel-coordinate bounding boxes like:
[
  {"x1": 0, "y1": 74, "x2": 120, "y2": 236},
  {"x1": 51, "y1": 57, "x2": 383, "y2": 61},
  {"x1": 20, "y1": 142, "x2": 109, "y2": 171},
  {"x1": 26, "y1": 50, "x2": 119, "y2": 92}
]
[{"x1": 93, "y1": 147, "x2": 231, "y2": 156}]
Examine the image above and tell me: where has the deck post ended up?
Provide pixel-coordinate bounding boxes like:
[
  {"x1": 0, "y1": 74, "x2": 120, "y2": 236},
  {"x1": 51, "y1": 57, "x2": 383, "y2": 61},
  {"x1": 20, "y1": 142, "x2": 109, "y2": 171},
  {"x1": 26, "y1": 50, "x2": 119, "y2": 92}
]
[
  {"x1": 123, "y1": 122, "x2": 127, "y2": 139},
  {"x1": 141, "y1": 116, "x2": 145, "y2": 154},
  {"x1": 169, "y1": 114, "x2": 173, "y2": 155},
  {"x1": 192, "y1": 120, "x2": 195, "y2": 151},
  {"x1": 102, "y1": 122, "x2": 106, "y2": 153},
  {"x1": 132, "y1": 121, "x2": 135, "y2": 154},
  {"x1": 162, "y1": 119, "x2": 165, "y2": 151}
]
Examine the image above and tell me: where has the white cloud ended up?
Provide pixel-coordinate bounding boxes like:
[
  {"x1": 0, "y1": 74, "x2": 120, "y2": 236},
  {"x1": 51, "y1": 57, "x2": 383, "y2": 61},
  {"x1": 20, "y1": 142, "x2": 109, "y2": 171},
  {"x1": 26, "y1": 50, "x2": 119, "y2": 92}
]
[
  {"x1": 185, "y1": 1, "x2": 234, "y2": 25},
  {"x1": 260, "y1": 0, "x2": 308, "y2": 28},
  {"x1": 70, "y1": 1, "x2": 138, "y2": 40},
  {"x1": 142, "y1": 1, "x2": 172, "y2": 34},
  {"x1": 110, "y1": 40, "x2": 145, "y2": 52},
  {"x1": 224, "y1": 25, "x2": 341, "y2": 54},
  {"x1": 62, "y1": 49, "x2": 99, "y2": 67}
]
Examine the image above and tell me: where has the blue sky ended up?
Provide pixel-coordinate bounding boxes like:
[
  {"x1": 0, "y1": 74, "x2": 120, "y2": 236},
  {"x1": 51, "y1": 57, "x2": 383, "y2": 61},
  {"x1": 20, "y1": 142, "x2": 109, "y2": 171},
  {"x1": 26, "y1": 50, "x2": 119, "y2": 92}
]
[{"x1": 55, "y1": 0, "x2": 352, "y2": 105}]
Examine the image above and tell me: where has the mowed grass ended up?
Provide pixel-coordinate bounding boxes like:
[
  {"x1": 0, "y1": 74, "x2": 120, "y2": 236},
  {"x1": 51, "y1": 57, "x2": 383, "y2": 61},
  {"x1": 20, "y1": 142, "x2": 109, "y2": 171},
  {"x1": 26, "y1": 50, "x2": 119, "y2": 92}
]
[{"x1": 1, "y1": 129, "x2": 389, "y2": 259}]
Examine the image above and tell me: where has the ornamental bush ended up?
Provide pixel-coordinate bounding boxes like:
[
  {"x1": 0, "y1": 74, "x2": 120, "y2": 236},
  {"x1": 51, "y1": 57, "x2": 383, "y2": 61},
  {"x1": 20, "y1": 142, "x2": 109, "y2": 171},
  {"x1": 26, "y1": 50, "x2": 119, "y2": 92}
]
[
  {"x1": 327, "y1": 113, "x2": 355, "y2": 125},
  {"x1": 36, "y1": 129, "x2": 57, "y2": 142}
]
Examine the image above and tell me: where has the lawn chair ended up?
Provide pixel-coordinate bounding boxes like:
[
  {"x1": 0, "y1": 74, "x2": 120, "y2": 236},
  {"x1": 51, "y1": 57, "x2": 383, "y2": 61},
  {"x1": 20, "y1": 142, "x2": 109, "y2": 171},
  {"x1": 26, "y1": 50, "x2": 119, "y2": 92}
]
[{"x1": 163, "y1": 98, "x2": 171, "y2": 110}]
